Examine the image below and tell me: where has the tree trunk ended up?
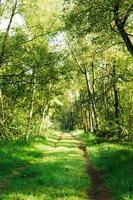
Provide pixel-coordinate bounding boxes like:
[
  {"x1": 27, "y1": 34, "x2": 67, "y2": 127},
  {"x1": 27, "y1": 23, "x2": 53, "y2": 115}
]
[
  {"x1": 0, "y1": 89, "x2": 7, "y2": 139},
  {"x1": 84, "y1": 66, "x2": 99, "y2": 131},
  {"x1": 39, "y1": 102, "x2": 50, "y2": 134},
  {"x1": 128, "y1": 92, "x2": 133, "y2": 141},
  {"x1": 118, "y1": 28, "x2": 133, "y2": 57},
  {"x1": 102, "y1": 70, "x2": 109, "y2": 123},
  {"x1": 0, "y1": 0, "x2": 18, "y2": 67},
  {"x1": 114, "y1": 0, "x2": 133, "y2": 57},
  {"x1": 0, "y1": 89, "x2": 5, "y2": 125},
  {"x1": 91, "y1": 62, "x2": 100, "y2": 129},
  {"x1": 112, "y1": 63, "x2": 119, "y2": 120},
  {"x1": 25, "y1": 68, "x2": 36, "y2": 141},
  {"x1": 113, "y1": 85, "x2": 119, "y2": 119},
  {"x1": 84, "y1": 108, "x2": 89, "y2": 132},
  {"x1": 89, "y1": 110, "x2": 94, "y2": 133},
  {"x1": 80, "y1": 91, "x2": 90, "y2": 132},
  {"x1": 112, "y1": 63, "x2": 121, "y2": 140}
]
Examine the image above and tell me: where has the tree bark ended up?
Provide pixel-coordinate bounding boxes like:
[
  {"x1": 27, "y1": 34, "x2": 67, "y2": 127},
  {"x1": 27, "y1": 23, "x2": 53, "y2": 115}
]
[
  {"x1": 89, "y1": 110, "x2": 94, "y2": 133},
  {"x1": 25, "y1": 68, "x2": 36, "y2": 141},
  {"x1": 128, "y1": 92, "x2": 133, "y2": 141},
  {"x1": 114, "y1": 0, "x2": 133, "y2": 57},
  {"x1": 112, "y1": 63, "x2": 119, "y2": 120},
  {"x1": 84, "y1": 66, "x2": 99, "y2": 131},
  {"x1": 0, "y1": 89, "x2": 6, "y2": 139},
  {"x1": 0, "y1": 0, "x2": 18, "y2": 67},
  {"x1": 80, "y1": 91, "x2": 89, "y2": 132},
  {"x1": 39, "y1": 102, "x2": 50, "y2": 134}
]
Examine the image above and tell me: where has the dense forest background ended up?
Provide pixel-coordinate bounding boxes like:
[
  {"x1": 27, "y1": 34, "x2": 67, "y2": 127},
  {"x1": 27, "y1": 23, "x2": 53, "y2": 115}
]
[{"x1": 0, "y1": 0, "x2": 133, "y2": 141}]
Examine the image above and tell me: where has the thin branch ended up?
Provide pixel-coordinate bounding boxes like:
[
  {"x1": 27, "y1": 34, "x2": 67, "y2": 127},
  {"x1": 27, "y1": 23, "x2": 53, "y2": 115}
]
[
  {"x1": 66, "y1": 39, "x2": 85, "y2": 74},
  {"x1": 20, "y1": 20, "x2": 56, "y2": 45},
  {"x1": 121, "y1": 4, "x2": 133, "y2": 27},
  {"x1": 0, "y1": 0, "x2": 18, "y2": 67},
  {"x1": 96, "y1": 42, "x2": 124, "y2": 53}
]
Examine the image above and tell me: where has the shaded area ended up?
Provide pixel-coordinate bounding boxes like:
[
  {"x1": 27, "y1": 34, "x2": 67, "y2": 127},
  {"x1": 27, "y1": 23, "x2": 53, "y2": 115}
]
[{"x1": 0, "y1": 137, "x2": 46, "y2": 193}]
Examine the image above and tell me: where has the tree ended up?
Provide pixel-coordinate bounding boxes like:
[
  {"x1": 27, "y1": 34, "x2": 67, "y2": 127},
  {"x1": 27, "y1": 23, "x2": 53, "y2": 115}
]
[{"x1": 65, "y1": 0, "x2": 133, "y2": 57}]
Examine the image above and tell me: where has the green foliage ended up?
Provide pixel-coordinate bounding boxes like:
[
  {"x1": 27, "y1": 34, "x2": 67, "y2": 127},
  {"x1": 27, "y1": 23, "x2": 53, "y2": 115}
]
[
  {"x1": 0, "y1": 0, "x2": 132, "y2": 141},
  {"x1": 65, "y1": 0, "x2": 133, "y2": 49}
]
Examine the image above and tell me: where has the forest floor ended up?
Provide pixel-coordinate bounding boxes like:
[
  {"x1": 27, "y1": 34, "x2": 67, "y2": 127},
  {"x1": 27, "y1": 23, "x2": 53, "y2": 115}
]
[{"x1": 0, "y1": 130, "x2": 133, "y2": 200}]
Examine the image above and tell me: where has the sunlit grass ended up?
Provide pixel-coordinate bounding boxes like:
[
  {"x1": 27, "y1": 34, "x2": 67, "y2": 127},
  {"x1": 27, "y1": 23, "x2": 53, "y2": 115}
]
[
  {"x1": 80, "y1": 134, "x2": 133, "y2": 200},
  {"x1": 0, "y1": 131, "x2": 90, "y2": 200}
]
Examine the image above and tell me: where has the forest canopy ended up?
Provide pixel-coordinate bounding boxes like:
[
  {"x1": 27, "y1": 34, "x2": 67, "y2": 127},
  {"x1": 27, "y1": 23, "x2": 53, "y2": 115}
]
[{"x1": 0, "y1": 0, "x2": 133, "y2": 142}]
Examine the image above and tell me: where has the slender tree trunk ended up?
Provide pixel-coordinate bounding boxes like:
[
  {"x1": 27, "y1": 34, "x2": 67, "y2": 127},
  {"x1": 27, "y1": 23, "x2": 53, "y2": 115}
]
[
  {"x1": 84, "y1": 66, "x2": 99, "y2": 131},
  {"x1": 80, "y1": 91, "x2": 90, "y2": 131},
  {"x1": 0, "y1": 0, "x2": 18, "y2": 67},
  {"x1": 80, "y1": 91, "x2": 90, "y2": 132},
  {"x1": 0, "y1": 89, "x2": 6, "y2": 139},
  {"x1": 102, "y1": 70, "x2": 109, "y2": 123},
  {"x1": 91, "y1": 63, "x2": 96, "y2": 105},
  {"x1": 0, "y1": 89, "x2": 5, "y2": 125},
  {"x1": 81, "y1": 109, "x2": 87, "y2": 132},
  {"x1": 84, "y1": 108, "x2": 89, "y2": 132},
  {"x1": 128, "y1": 92, "x2": 133, "y2": 141},
  {"x1": 88, "y1": 110, "x2": 94, "y2": 133},
  {"x1": 25, "y1": 68, "x2": 36, "y2": 141},
  {"x1": 101, "y1": 64, "x2": 108, "y2": 122},
  {"x1": 70, "y1": 100, "x2": 75, "y2": 130},
  {"x1": 39, "y1": 102, "x2": 50, "y2": 134},
  {"x1": 112, "y1": 63, "x2": 119, "y2": 120},
  {"x1": 91, "y1": 62, "x2": 100, "y2": 128},
  {"x1": 112, "y1": 63, "x2": 121, "y2": 140},
  {"x1": 113, "y1": 85, "x2": 119, "y2": 119}
]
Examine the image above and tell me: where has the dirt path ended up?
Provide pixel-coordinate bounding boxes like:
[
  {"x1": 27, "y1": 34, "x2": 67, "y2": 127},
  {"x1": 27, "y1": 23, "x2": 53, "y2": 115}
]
[
  {"x1": 71, "y1": 133, "x2": 112, "y2": 200},
  {"x1": 0, "y1": 132, "x2": 113, "y2": 200},
  {"x1": 54, "y1": 133, "x2": 64, "y2": 147}
]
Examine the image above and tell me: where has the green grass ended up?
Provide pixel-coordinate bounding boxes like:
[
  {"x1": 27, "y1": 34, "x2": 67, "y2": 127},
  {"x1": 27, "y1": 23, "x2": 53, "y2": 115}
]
[
  {"x1": 0, "y1": 131, "x2": 90, "y2": 200},
  {"x1": 1, "y1": 130, "x2": 132, "y2": 200},
  {"x1": 77, "y1": 132, "x2": 133, "y2": 200}
]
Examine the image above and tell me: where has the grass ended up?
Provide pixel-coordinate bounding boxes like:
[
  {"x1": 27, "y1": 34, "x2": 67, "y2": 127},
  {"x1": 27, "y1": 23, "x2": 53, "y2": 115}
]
[
  {"x1": 0, "y1": 131, "x2": 90, "y2": 200},
  {"x1": 77, "y1": 131, "x2": 133, "y2": 200},
  {"x1": 1, "y1": 130, "x2": 132, "y2": 200}
]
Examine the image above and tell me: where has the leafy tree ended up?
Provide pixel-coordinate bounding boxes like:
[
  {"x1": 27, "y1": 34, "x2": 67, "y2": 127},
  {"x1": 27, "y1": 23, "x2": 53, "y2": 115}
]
[{"x1": 65, "y1": 0, "x2": 133, "y2": 57}]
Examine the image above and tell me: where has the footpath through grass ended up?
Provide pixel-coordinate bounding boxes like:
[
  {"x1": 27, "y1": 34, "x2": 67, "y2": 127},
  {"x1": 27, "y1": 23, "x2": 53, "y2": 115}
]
[
  {"x1": 0, "y1": 130, "x2": 133, "y2": 200},
  {"x1": 0, "y1": 131, "x2": 90, "y2": 200},
  {"x1": 77, "y1": 131, "x2": 133, "y2": 200}
]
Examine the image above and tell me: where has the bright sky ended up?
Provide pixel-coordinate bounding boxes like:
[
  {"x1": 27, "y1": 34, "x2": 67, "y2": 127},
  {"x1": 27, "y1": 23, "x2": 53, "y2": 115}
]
[
  {"x1": 49, "y1": 32, "x2": 67, "y2": 52},
  {"x1": 0, "y1": 10, "x2": 66, "y2": 50},
  {"x1": 0, "y1": 14, "x2": 24, "y2": 31}
]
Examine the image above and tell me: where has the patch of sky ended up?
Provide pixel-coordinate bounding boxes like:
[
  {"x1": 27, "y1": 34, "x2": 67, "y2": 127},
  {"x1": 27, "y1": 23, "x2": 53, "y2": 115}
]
[{"x1": 49, "y1": 32, "x2": 68, "y2": 52}]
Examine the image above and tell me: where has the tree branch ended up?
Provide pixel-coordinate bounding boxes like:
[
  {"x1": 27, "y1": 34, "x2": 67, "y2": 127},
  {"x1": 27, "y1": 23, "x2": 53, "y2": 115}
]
[
  {"x1": 66, "y1": 39, "x2": 85, "y2": 74},
  {"x1": 0, "y1": 0, "x2": 18, "y2": 68},
  {"x1": 121, "y1": 4, "x2": 133, "y2": 27}
]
